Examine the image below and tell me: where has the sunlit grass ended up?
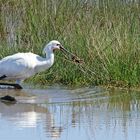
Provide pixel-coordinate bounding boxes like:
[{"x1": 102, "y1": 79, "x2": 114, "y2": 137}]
[{"x1": 1, "y1": 0, "x2": 140, "y2": 87}]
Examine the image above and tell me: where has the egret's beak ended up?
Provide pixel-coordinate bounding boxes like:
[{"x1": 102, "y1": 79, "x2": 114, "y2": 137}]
[
  {"x1": 60, "y1": 45, "x2": 83, "y2": 64},
  {"x1": 60, "y1": 45, "x2": 71, "y2": 55}
]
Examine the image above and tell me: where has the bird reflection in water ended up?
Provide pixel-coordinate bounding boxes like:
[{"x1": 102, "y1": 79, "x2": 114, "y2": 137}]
[{"x1": 0, "y1": 89, "x2": 64, "y2": 138}]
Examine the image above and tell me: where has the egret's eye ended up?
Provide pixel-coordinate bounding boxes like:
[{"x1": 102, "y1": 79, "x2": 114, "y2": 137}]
[{"x1": 56, "y1": 44, "x2": 60, "y2": 46}]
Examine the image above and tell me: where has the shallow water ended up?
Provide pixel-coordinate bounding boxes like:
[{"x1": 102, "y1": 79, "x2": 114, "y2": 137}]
[{"x1": 0, "y1": 86, "x2": 140, "y2": 140}]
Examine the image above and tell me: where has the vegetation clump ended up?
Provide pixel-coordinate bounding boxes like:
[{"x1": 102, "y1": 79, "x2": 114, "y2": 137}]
[{"x1": 1, "y1": 0, "x2": 140, "y2": 87}]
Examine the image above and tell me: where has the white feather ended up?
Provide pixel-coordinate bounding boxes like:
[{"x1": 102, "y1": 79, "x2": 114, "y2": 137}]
[{"x1": 0, "y1": 40, "x2": 61, "y2": 84}]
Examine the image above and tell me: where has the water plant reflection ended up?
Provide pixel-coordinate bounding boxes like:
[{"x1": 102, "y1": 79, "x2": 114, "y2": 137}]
[{"x1": 0, "y1": 87, "x2": 140, "y2": 140}]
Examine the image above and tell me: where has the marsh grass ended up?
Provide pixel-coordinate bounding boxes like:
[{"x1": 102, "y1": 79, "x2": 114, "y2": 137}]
[{"x1": 1, "y1": 0, "x2": 140, "y2": 87}]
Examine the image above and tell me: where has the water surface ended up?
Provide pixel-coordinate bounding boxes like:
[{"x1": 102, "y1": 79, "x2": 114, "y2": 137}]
[{"x1": 0, "y1": 86, "x2": 140, "y2": 140}]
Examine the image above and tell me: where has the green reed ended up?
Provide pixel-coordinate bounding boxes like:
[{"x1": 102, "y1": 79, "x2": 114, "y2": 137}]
[{"x1": 1, "y1": 0, "x2": 140, "y2": 87}]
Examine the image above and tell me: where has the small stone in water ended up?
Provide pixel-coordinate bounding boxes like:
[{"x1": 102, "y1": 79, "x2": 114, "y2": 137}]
[{"x1": 0, "y1": 95, "x2": 17, "y2": 103}]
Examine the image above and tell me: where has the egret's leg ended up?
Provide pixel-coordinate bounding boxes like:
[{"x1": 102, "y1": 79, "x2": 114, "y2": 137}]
[
  {"x1": 0, "y1": 77, "x2": 23, "y2": 89},
  {"x1": 0, "y1": 79, "x2": 23, "y2": 89},
  {"x1": 0, "y1": 83, "x2": 23, "y2": 89},
  {"x1": 0, "y1": 75, "x2": 7, "y2": 80}
]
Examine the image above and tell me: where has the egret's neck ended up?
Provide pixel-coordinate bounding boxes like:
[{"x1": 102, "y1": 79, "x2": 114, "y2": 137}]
[
  {"x1": 43, "y1": 50, "x2": 55, "y2": 69},
  {"x1": 45, "y1": 50, "x2": 54, "y2": 64},
  {"x1": 35, "y1": 51, "x2": 54, "y2": 73}
]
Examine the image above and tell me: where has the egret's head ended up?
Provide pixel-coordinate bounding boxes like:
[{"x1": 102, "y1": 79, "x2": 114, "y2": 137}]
[
  {"x1": 43, "y1": 40, "x2": 62, "y2": 53},
  {"x1": 43, "y1": 40, "x2": 83, "y2": 63}
]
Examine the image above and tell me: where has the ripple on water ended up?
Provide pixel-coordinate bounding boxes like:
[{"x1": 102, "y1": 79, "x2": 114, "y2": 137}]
[{"x1": 0, "y1": 87, "x2": 140, "y2": 140}]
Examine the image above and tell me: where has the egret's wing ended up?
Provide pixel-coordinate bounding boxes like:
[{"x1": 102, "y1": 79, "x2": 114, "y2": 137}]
[{"x1": 0, "y1": 53, "x2": 30, "y2": 78}]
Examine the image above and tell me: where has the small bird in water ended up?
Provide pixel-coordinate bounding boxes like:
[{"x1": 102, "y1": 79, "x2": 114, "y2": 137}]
[{"x1": 0, "y1": 40, "x2": 80, "y2": 89}]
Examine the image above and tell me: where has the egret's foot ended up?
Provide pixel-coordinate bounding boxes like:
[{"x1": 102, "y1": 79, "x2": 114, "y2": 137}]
[
  {"x1": 13, "y1": 84, "x2": 23, "y2": 89},
  {"x1": 0, "y1": 75, "x2": 7, "y2": 80},
  {"x1": 0, "y1": 83, "x2": 23, "y2": 89}
]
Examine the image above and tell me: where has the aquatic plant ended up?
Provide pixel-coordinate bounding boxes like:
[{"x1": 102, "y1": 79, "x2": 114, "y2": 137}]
[{"x1": 1, "y1": 0, "x2": 140, "y2": 87}]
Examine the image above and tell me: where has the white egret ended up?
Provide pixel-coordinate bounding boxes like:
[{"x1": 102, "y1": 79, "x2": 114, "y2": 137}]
[{"x1": 0, "y1": 40, "x2": 69, "y2": 89}]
